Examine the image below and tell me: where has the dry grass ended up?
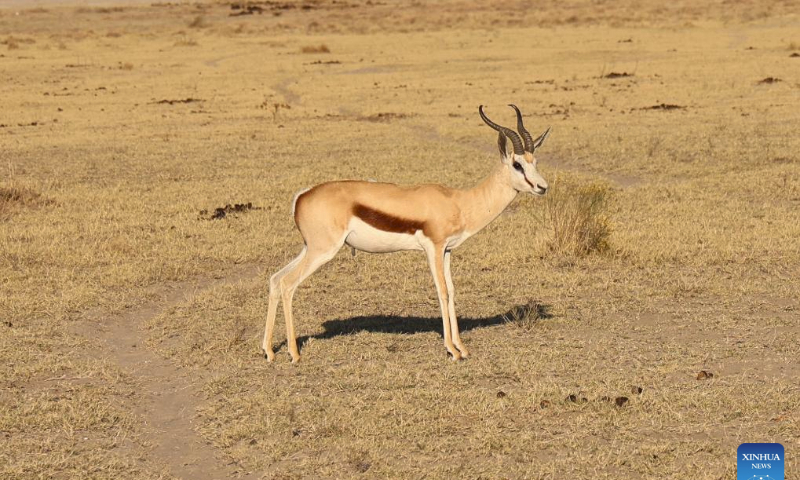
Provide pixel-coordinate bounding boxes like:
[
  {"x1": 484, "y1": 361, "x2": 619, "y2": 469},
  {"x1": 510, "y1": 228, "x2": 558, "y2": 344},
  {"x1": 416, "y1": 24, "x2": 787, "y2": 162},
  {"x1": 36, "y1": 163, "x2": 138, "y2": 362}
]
[
  {"x1": 1, "y1": 0, "x2": 799, "y2": 479},
  {"x1": 538, "y1": 178, "x2": 612, "y2": 257},
  {"x1": 0, "y1": 184, "x2": 52, "y2": 219},
  {"x1": 503, "y1": 300, "x2": 551, "y2": 332},
  {"x1": 187, "y1": 15, "x2": 208, "y2": 29},
  {"x1": 174, "y1": 35, "x2": 199, "y2": 47}
]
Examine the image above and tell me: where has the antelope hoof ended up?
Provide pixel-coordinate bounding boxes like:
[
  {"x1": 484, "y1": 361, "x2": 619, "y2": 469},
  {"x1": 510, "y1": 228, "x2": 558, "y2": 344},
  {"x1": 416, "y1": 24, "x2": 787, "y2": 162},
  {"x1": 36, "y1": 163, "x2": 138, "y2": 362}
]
[
  {"x1": 290, "y1": 354, "x2": 301, "y2": 364},
  {"x1": 458, "y1": 348, "x2": 469, "y2": 359},
  {"x1": 449, "y1": 350, "x2": 462, "y2": 361},
  {"x1": 264, "y1": 350, "x2": 275, "y2": 362}
]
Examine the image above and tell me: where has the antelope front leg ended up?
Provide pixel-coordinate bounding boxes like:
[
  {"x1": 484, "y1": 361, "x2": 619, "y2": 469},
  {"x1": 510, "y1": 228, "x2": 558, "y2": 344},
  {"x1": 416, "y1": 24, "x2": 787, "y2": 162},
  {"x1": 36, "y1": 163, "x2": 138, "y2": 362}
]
[
  {"x1": 443, "y1": 250, "x2": 468, "y2": 358},
  {"x1": 263, "y1": 290, "x2": 279, "y2": 362},
  {"x1": 263, "y1": 248, "x2": 307, "y2": 361},
  {"x1": 425, "y1": 243, "x2": 461, "y2": 360}
]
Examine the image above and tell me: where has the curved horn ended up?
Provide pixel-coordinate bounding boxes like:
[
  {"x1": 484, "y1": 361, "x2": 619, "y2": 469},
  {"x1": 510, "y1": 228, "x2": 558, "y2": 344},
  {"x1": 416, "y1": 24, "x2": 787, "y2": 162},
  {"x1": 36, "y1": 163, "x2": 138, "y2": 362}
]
[
  {"x1": 479, "y1": 105, "x2": 524, "y2": 155},
  {"x1": 509, "y1": 104, "x2": 534, "y2": 152}
]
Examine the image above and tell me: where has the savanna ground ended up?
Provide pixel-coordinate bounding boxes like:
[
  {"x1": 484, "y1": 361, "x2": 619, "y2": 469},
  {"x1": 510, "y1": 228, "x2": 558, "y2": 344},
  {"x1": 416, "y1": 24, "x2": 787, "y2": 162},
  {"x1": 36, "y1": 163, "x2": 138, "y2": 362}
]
[{"x1": 1, "y1": 0, "x2": 799, "y2": 478}]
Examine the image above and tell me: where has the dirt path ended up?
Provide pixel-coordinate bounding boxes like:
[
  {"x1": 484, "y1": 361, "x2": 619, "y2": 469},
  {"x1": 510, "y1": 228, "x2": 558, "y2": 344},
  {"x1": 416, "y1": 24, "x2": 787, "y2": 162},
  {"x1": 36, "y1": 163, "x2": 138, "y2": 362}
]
[{"x1": 75, "y1": 265, "x2": 264, "y2": 480}]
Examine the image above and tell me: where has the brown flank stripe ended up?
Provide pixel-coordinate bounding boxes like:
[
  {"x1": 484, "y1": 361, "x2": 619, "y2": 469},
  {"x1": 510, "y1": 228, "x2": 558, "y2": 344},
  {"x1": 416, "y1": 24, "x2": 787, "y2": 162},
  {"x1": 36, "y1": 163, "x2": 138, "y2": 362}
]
[{"x1": 353, "y1": 203, "x2": 425, "y2": 234}]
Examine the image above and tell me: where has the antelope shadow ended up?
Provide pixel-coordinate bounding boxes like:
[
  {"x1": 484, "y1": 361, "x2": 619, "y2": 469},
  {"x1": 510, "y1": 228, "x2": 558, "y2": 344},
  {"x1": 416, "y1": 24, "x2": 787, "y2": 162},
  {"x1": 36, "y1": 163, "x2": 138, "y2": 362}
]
[{"x1": 274, "y1": 302, "x2": 552, "y2": 354}]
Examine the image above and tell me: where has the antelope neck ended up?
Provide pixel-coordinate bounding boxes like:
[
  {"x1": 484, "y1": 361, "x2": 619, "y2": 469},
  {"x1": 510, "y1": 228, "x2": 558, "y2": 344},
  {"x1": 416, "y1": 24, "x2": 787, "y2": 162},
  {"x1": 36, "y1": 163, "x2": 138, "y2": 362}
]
[{"x1": 458, "y1": 164, "x2": 518, "y2": 235}]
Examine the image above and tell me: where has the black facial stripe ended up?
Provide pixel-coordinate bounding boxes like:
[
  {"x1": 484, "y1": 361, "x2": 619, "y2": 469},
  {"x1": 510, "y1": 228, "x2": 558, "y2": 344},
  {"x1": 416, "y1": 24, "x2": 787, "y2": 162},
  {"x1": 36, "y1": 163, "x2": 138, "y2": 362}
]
[{"x1": 523, "y1": 175, "x2": 536, "y2": 189}]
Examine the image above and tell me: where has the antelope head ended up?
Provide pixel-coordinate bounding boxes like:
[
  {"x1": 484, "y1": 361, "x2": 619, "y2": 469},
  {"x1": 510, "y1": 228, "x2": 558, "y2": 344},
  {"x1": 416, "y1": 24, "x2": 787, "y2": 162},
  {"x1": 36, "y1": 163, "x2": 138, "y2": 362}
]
[{"x1": 479, "y1": 104, "x2": 550, "y2": 196}]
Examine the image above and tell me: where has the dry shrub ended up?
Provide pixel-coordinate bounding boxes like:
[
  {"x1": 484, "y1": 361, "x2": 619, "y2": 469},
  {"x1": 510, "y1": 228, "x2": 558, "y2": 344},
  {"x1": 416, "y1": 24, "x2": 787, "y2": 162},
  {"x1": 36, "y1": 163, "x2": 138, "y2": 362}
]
[
  {"x1": 300, "y1": 44, "x2": 330, "y2": 54},
  {"x1": 539, "y1": 179, "x2": 612, "y2": 257}
]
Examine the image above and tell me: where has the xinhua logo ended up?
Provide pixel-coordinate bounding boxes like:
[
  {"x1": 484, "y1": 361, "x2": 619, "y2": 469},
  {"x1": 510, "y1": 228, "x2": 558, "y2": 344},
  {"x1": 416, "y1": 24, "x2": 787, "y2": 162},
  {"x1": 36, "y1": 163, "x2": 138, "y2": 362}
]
[{"x1": 738, "y1": 443, "x2": 784, "y2": 480}]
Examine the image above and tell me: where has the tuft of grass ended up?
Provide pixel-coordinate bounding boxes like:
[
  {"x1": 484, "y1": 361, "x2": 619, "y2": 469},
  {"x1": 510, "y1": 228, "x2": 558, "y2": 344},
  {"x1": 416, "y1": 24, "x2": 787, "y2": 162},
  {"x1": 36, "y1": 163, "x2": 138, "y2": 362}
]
[
  {"x1": 300, "y1": 44, "x2": 330, "y2": 54},
  {"x1": 539, "y1": 179, "x2": 612, "y2": 257},
  {"x1": 503, "y1": 301, "x2": 551, "y2": 332}
]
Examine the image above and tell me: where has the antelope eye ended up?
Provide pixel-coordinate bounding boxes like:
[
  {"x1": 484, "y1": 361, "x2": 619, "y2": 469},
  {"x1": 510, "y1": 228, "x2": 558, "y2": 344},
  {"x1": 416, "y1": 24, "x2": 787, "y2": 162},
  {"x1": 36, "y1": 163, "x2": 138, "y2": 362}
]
[{"x1": 512, "y1": 161, "x2": 524, "y2": 172}]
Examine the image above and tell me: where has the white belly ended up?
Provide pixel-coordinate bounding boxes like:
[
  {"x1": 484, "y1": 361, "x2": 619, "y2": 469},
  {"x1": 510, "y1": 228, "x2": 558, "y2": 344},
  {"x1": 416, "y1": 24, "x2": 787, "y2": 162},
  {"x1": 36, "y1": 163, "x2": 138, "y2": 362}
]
[
  {"x1": 446, "y1": 231, "x2": 471, "y2": 249},
  {"x1": 345, "y1": 217, "x2": 423, "y2": 253}
]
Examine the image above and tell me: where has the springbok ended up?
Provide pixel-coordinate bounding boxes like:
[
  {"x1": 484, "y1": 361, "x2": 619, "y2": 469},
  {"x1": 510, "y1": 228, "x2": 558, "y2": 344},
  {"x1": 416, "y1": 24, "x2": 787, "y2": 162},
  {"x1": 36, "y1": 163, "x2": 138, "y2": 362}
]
[{"x1": 262, "y1": 105, "x2": 550, "y2": 362}]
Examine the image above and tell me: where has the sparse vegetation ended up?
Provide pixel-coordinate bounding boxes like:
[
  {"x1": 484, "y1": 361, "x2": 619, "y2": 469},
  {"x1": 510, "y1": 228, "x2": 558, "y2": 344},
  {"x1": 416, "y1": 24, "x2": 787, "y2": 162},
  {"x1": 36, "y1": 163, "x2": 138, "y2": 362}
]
[{"x1": 1, "y1": 1, "x2": 798, "y2": 479}]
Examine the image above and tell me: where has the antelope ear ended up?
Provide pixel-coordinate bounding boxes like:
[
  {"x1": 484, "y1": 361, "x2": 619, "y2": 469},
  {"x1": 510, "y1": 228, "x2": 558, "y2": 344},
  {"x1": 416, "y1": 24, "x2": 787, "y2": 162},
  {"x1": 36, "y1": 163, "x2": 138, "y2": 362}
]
[
  {"x1": 497, "y1": 131, "x2": 509, "y2": 161},
  {"x1": 531, "y1": 127, "x2": 551, "y2": 151}
]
